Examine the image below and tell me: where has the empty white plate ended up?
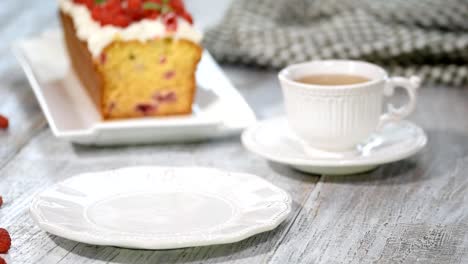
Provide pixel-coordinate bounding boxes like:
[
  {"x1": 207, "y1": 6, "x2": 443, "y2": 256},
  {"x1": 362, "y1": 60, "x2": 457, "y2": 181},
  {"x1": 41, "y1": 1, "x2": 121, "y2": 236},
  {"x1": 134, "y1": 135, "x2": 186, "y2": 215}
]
[
  {"x1": 242, "y1": 117, "x2": 427, "y2": 175},
  {"x1": 13, "y1": 30, "x2": 256, "y2": 145},
  {"x1": 30, "y1": 166, "x2": 291, "y2": 249}
]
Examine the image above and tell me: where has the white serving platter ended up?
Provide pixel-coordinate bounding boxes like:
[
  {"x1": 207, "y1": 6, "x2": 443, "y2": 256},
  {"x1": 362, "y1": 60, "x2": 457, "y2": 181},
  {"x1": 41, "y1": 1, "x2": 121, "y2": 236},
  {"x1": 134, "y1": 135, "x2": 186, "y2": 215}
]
[{"x1": 14, "y1": 30, "x2": 256, "y2": 145}]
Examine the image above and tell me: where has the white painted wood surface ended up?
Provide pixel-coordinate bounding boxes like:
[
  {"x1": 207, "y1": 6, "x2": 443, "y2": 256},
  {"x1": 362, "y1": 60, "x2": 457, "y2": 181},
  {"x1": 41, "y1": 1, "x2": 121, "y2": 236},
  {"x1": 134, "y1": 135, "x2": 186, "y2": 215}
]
[{"x1": 1, "y1": 0, "x2": 467, "y2": 263}]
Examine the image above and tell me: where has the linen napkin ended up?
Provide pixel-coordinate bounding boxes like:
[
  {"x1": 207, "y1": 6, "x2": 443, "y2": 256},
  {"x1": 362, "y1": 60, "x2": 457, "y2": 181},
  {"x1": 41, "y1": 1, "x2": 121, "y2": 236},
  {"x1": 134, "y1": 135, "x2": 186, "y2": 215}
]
[{"x1": 204, "y1": 0, "x2": 468, "y2": 86}]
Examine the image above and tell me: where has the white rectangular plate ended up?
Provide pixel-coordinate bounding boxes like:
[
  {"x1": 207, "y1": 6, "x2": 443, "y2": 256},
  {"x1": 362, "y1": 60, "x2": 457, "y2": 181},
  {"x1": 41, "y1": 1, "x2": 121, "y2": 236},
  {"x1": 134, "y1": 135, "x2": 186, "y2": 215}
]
[{"x1": 13, "y1": 30, "x2": 256, "y2": 145}]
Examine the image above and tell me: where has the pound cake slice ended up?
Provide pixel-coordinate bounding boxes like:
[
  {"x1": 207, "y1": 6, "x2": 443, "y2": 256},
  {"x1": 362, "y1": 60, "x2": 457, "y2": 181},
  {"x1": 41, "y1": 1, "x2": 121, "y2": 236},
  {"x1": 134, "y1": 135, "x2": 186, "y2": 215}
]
[{"x1": 59, "y1": 0, "x2": 202, "y2": 119}]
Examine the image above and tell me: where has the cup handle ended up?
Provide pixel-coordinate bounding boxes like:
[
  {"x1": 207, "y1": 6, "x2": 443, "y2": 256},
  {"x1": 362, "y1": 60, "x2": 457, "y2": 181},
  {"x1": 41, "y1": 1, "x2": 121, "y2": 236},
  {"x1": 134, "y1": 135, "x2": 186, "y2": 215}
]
[{"x1": 378, "y1": 76, "x2": 421, "y2": 130}]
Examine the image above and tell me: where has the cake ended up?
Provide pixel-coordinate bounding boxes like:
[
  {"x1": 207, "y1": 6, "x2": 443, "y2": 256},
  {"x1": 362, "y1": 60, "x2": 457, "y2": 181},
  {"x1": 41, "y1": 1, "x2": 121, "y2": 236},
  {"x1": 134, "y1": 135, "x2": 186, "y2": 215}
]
[{"x1": 59, "y1": 0, "x2": 203, "y2": 119}]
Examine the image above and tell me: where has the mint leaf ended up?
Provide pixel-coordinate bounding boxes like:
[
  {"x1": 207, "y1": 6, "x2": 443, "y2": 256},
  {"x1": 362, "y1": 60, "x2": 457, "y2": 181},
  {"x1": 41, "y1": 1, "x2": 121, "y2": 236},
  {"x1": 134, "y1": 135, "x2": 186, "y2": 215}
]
[
  {"x1": 95, "y1": 0, "x2": 106, "y2": 4},
  {"x1": 143, "y1": 2, "x2": 162, "y2": 10},
  {"x1": 161, "y1": 5, "x2": 173, "y2": 13}
]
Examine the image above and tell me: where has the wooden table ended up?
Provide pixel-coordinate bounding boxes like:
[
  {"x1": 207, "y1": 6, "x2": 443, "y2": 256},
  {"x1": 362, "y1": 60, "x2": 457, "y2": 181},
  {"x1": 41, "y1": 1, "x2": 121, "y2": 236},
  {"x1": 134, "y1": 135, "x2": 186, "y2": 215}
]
[{"x1": 1, "y1": 1, "x2": 468, "y2": 263}]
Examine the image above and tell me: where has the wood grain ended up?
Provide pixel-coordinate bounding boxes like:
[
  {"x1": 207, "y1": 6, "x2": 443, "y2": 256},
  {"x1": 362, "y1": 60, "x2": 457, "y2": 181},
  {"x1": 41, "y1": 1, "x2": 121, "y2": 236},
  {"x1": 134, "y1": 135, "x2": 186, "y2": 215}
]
[
  {"x1": 1, "y1": 0, "x2": 468, "y2": 263},
  {"x1": 1, "y1": 136, "x2": 318, "y2": 264},
  {"x1": 0, "y1": 0, "x2": 59, "y2": 167}
]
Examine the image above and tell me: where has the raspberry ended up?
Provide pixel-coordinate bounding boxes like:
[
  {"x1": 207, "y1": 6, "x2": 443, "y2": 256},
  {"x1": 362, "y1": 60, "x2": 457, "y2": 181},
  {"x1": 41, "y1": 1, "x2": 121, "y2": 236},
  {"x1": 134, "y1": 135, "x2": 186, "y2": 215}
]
[
  {"x1": 87, "y1": 0, "x2": 193, "y2": 27},
  {"x1": 93, "y1": 7, "x2": 114, "y2": 26},
  {"x1": 91, "y1": 6, "x2": 102, "y2": 21},
  {"x1": 114, "y1": 14, "x2": 131, "y2": 27},
  {"x1": 145, "y1": 10, "x2": 160, "y2": 20},
  {"x1": 0, "y1": 196, "x2": 3, "y2": 207},
  {"x1": 162, "y1": 12, "x2": 178, "y2": 31},
  {"x1": 99, "y1": 52, "x2": 107, "y2": 64},
  {"x1": 135, "y1": 103, "x2": 156, "y2": 115},
  {"x1": 126, "y1": 0, "x2": 144, "y2": 19},
  {"x1": 127, "y1": 10, "x2": 144, "y2": 20},
  {"x1": 73, "y1": 0, "x2": 94, "y2": 9},
  {"x1": 107, "y1": 102, "x2": 116, "y2": 113},
  {"x1": 127, "y1": 0, "x2": 142, "y2": 12},
  {"x1": 92, "y1": 2, "x2": 132, "y2": 27},
  {"x1": 180, "y1": 11, "x2": 193, "y2": 24},
  {"x1": 153, "y1": 91, "x2": 177, "y2": 103},
  {"x1": 101, "y1": 0, "x2": 121, "y2": 13},
  {"x1": 100, "y1": 12, "x2": 115, "y2": 26},
  {"x1": 163, "y1": 70, "x2": 175, "y2": 80},
  {"x1": 0, "y1": 228, "x2": 11, "y2": 254},
  {"x1": 0, "y1": 256, "x2": 6, "y2": 264},
  {"x1": 0, "y1": 115, "x2": 8, "y2": 129},
  {"x1": 170, "y1": 0, "x2": 185, "y2": 15}
]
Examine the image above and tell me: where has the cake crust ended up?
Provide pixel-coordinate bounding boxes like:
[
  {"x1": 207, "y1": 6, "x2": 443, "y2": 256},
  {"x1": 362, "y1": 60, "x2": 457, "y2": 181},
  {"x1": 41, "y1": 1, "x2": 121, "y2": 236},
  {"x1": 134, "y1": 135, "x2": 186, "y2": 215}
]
[{"x1": 61, "y1": 11, "x2": 103, "y2": 112}]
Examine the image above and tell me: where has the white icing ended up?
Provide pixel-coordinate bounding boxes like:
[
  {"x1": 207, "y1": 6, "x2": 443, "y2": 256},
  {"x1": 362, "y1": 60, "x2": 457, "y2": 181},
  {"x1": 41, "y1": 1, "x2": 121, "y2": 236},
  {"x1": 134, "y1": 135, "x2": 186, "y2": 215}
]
[{"x1": 58, "y1": 0, "x2": 203, "y2": 57}]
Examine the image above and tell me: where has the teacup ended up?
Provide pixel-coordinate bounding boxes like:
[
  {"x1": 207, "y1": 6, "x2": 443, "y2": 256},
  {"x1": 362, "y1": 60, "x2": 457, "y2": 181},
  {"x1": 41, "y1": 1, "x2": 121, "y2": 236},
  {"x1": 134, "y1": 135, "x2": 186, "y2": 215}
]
[{"x1": 278, "y1": 60, "x2": 420, "y2": 152}]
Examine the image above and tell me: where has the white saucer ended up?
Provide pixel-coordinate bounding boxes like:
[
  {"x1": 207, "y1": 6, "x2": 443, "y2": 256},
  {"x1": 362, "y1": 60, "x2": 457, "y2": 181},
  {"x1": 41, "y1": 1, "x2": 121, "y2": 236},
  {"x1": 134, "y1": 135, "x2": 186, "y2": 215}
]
[
  {"x1": 13, "y1": 30, "x2": 256, "y2": 145},
  {"x1": 30, "y1": 166, "x2": 291, "y2": 249},
  {"x1": 242, "y1": 117, "x2": 427, "y2": 175}
]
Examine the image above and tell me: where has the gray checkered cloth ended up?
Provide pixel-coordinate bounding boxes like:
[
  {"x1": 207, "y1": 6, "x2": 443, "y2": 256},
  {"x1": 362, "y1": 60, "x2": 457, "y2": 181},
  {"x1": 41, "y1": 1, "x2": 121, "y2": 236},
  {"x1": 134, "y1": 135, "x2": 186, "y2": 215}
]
[{"x1": 204, "y1": 0, "x2": 468, "y2": 86}]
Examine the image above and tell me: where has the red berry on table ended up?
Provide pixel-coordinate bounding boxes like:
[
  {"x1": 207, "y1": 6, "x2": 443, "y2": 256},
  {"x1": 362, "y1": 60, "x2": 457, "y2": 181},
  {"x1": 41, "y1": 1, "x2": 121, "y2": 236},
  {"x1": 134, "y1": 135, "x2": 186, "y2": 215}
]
[
  {"x1": 0, "y1": 256, "x2": 6, "y2": 264},
  {"x1": 0, "y1": 228, "x2": 11, "y2": 254},
  {"x1": 0, "y1": 115, "x2": 8, "y2": 129}
]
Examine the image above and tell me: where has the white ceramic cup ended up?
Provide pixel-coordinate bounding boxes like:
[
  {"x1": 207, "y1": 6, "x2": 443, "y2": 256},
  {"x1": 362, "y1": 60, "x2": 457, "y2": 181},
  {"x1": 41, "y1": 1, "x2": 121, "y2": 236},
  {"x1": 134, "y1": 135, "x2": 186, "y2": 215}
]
[{"x1": 278, "y1": 60, "x2": 420, "y2": 151}]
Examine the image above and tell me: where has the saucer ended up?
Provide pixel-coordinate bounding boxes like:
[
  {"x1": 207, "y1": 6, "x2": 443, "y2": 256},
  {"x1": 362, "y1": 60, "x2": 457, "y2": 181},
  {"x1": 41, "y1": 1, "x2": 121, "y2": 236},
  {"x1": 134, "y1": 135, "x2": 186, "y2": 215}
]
[
  {"x1": 30, "y1": 166, "x2": 291, "y2": 249},
  {"x1": 242, "y1": 117, "x2": 427, "y2": 175}
]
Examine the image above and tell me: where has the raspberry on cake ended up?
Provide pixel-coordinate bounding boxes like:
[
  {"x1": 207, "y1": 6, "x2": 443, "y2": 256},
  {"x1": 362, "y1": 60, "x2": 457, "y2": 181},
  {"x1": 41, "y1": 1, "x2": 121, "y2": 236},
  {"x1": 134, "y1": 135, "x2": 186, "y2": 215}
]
[{"x1": 59, "y1": 0, "x2": 203, "y2": 119}]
